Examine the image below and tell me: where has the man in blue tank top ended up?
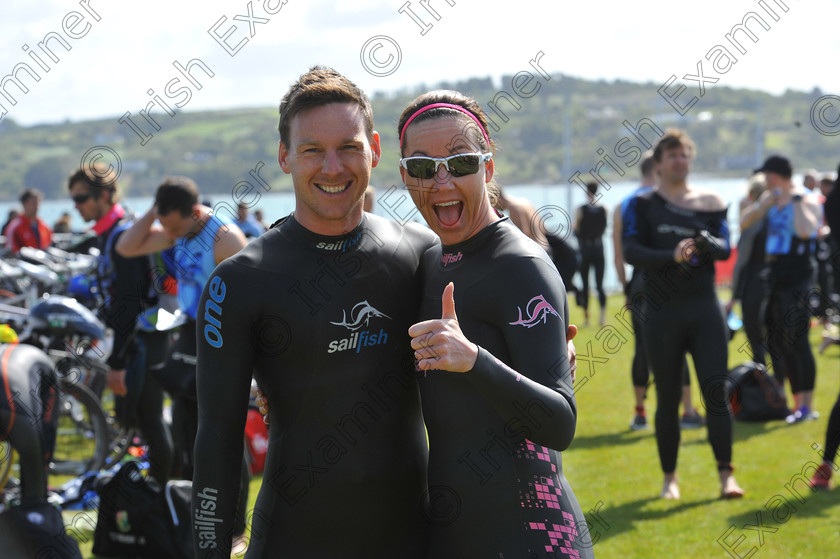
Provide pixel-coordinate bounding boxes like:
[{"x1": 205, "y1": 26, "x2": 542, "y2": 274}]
[
  {"x1": 117, "y1": 176, "x2": 248, "y2": 318},
  {"x1": 116, "y1": 177, "x2": 248, "y2": 480}
]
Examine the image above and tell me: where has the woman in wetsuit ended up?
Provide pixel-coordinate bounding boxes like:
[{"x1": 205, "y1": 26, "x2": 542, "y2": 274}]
[
  {"x1": 725, "y1": 173, "x2": 769, "y2": 367},
  {"x1": 622, "y1": 129, "x2": 743, "y2": 500},
  {"x1": 400, "y1": 91, "x2": 593, "y2": 558}
]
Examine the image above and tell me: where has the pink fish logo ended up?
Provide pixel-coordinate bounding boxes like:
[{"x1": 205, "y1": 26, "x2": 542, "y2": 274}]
[{"x1": 509, "y1": 295, "x2": 560, "y2": 328}]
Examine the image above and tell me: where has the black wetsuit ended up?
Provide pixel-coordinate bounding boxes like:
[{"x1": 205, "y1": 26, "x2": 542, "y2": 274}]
[
  {"x1": 545, "y1": 231, "x2": 579, "y2": 299},
  {"x1": 96, "y1": 220, "x2": 173, "y2": 483},
  {"x1": 418, "y1": 218, "x2": 592, "y2": 559},
  {"x1": 0, "y1": 344, "x2": 59, "y2": 503},
  {"x1": 575, "y1": 204, "x2": 607, "y2": 312},
  {"x1": 821, "y1": 185, "x2": 840, "y2": 466},
  {"x1": 620, "y1": 188, "x2": 690, "y2": 395},
  {"x1": 731, "y1": 217, "x2": 768, "y2": 366},
  {"x1": 762, "y1": 202, "x2": 816, "y2": 396},
  {"x1": 623, "y1": 191, "x2": 733, "y2": 474},
  {"x1": 192, "y1": 214, "x2": 436, "y2": 558}
]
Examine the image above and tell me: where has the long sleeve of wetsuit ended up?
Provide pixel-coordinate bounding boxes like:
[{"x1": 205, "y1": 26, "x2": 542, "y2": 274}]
[
  {"x1": 695, "y1": 209, "x2": 731, "y2": 261},
  {"x1": 621, "y1": 195, "x2": 675, "y2": 269},
  {"x1": 192, "y1": 260, "x2": 255, "y2": 558},
  {"x1": 103, "y1": 233, "x2": 150, "y2": 370},
  {"x1": 464, "y1": 256, "x2": 576, "y2": 452}
]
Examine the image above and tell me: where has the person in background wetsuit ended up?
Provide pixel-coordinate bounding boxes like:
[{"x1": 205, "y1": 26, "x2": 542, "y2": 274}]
[
  {"x1": 623, "y1": 129, "x2": 744, "y2": 500},
  {"x1": 613, "y1": 153, "x2": 702, "y2": 431},
  {"x1": 67, "y1": 164, "x2": 173, "y2": 484},
  {"x1": 811, "y1": 164, "x2": 840, "y2": 489},
  {"x1": 1, "y1": 344, "x2": 58, "y2": 504},
  {"x1": 725, "y1": 173, "x2": 770, "y2": 367},
  {"x1": 0, "y1": 344, "x2": 84, "y2": 558},
  {"x1": 574, "y1": 181, "x2": 607, "y2": 327},
  {"x1": 740, "y1": 155, "x2": 822, "y2": 424},
  {"x1": 400, "y1": 90, "x2": 592, "y2": 558},
  {"x1": 495, "y1": 185, "x2": 581, "y2": 303}
]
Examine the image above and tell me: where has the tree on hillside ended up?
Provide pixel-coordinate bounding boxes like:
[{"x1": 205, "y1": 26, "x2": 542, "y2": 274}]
[{"x1": 23, "y1": 157, "x2": 71, "y2": 199}]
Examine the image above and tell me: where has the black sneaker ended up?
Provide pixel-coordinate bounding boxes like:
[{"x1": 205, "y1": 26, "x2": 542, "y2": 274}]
[{"x1": 680, "y1": 412, "x2": 706, "y2": 430}]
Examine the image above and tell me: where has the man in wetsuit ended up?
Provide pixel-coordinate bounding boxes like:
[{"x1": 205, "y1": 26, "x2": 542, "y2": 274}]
[
  {"x1": 612, "y1": 153, "x2": 702, "y2": 431},
  {"x1": 68, "y1": 164, "x2": 174, "y2": 483},
  {"x1": 623, "y1": 129, "x2": 743, "y2": 500},
  {"x1": 191, "y1": 67, "x2": 438, "y2": 558}
]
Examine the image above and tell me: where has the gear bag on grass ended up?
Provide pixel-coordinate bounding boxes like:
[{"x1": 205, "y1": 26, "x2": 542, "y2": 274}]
[
  {"x1": 92, "y1": 461, "x2": 194, "y2": 558},
  {"x1": 0, "y1": 500, "x2": 83, "y2": 559},
  {"x1": 727, "y1": 362, "x2": 790, "y2": 421}
]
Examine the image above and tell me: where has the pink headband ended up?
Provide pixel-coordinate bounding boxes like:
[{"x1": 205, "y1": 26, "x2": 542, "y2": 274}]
[{"x1": 399, "y1": 102, "x2": 490, "y2": 147}]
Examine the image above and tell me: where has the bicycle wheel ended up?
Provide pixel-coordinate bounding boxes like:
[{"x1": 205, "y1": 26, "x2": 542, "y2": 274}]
[
  {"x1": 56, "y1": 357, "x2": 133, "y2": 467},
  {"x1": 50, "y1": 382, "x2": 109, "y2": 476}
]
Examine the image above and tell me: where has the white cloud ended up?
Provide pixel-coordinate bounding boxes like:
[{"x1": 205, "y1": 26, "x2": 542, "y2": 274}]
[{"x1": 0, "y1": 0, "x2": 836, "y2": 126}]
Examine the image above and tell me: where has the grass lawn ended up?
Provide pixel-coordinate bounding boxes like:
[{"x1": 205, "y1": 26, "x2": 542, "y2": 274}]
[{"x1": 61, "y1": 292, "x2": 840, "y2": 558}]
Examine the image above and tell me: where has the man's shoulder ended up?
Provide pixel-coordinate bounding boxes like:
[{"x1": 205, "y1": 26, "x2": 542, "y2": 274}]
[
  {"x1": 365, "y1": 214, "x2": 437, "y2": 250},
  {"x1": 620, "y1": 185, "x2": 655, "y2": 207},
  {"x1": 5, "y1": 216, "x2": 24, "y2": 232},
  {"x1": 689, "y1": 187, "x2": 726, "y2": 212}
]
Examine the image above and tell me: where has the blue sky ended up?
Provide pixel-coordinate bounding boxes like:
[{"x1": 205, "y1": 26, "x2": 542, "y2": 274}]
[{"x1": 1, "y1": 0, "x2": 837, "y2": 126}]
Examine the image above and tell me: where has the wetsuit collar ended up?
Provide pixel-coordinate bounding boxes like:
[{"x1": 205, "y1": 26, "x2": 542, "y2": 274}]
[
  {"x1": 91, "y1": 204, "x2": 125, "y2": 235},
  {"x1": 439, "y1": 217, "x2": 509, "y2": 269},
  {"x1": 286, "y1": 213, "x2": 369, "y2": 253}
]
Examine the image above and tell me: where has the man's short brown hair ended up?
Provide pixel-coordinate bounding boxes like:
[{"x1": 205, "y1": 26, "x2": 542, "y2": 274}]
[
  {"x1": 278, "y1": 66, "x2": 374, "y2": 145},
  {"x1": 653, "y1": 129, "x2": 695, "y2": 162}
]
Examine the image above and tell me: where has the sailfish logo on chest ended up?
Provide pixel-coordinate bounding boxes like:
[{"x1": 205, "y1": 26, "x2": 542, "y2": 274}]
[
  {"x1": 509, "y1": 295, "x2": 560, "y2": 328},
  {"x1": 330, "y1": 300, "x2": 391, "y2": 331}
]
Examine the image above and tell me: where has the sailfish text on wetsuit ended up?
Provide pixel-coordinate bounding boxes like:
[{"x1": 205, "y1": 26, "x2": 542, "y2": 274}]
[
  {"x1": 195, "y1": 487, "x2": 220, "y2": 550},
  {"x1": 327, "y1": 300, "x2": 391, "y2": 354},
  {"x1": 203, "y1": 276, "x2": 226, "y2": 348}
]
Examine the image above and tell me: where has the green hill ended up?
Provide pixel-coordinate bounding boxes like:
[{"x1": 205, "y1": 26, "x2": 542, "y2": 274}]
[{"x1": 0, "y1": 73, "x2": 835, "y2": 201}]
